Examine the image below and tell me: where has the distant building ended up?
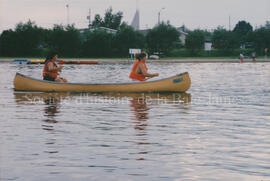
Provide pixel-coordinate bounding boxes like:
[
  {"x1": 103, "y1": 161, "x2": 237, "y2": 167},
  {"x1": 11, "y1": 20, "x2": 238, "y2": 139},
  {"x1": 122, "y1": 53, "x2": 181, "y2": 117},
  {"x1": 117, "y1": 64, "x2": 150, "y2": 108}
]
[
  {"x1": 139, "y1": 29, "x2": 149, "y2": 36},
  {"x1": 79, "y1": 26, "x2": 117, "y2": 34},
  {"x1": 176, "y1": 27, "x2": 188, "y2": 45},
  {"x1": 204, "y1": 35, "x2": 213, "y2": 51}
]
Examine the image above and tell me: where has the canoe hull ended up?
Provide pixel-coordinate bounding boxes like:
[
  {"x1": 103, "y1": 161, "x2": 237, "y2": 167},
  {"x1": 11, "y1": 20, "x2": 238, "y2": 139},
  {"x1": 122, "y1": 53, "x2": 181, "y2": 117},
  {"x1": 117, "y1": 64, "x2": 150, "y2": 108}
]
[{"x1": 13, "y1": 73, "x2": 191, "y2": 93}]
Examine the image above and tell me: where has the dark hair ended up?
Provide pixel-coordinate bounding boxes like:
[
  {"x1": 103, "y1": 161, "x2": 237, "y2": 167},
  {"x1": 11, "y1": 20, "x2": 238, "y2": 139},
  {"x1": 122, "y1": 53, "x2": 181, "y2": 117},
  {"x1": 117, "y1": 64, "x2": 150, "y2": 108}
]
[
  {"x1": 45, "y1": 51, "x2": 58, "y2": 63},
  {"x1": 135, "y1": 52, "x2": 147, "y2": 61}
]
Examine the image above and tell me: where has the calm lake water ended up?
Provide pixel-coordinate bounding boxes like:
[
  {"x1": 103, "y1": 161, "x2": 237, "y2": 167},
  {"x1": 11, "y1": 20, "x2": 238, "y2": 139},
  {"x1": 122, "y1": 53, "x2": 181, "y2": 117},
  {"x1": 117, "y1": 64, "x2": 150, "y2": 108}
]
[{"x1": 0, "y1": 61, "x2": 270, "y2": 181}]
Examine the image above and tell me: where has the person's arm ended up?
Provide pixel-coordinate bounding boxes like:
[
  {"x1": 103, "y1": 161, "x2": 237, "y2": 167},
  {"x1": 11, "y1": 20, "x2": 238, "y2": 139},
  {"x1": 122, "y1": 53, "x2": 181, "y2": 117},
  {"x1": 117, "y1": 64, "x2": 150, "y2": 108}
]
[
  {"x1": 47, "y1": 62, "x2": 62, "y2": 72},
  {"x1": 138, "y1": 64, "x2": 159, "y2": 78}
]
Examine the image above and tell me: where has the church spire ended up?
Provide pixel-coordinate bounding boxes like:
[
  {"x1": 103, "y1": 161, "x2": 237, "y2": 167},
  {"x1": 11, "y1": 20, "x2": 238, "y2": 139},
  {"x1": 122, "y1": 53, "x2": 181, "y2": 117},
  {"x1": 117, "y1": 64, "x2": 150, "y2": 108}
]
[{"x1": 131, "y1": 0, "x2": 140, "y2": 30}]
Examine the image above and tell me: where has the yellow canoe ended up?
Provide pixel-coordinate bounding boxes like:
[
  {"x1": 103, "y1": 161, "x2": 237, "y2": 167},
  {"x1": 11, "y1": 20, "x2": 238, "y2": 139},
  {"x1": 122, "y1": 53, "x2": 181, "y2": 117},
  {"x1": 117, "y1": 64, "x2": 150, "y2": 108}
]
[{"x1": 13, "y1": 72, "x2": 191, "y2": 93}]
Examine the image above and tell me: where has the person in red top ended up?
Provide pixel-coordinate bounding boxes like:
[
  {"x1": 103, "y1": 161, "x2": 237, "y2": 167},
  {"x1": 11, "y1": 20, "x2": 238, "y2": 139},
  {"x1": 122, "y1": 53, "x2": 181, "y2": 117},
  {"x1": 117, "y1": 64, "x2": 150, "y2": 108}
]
[
  {"x1": 43, "y1": 52, "x2": 67, "y2": 82},
  {"x1": 129, "y1": 52, "x2": 159, "y2": 81}
]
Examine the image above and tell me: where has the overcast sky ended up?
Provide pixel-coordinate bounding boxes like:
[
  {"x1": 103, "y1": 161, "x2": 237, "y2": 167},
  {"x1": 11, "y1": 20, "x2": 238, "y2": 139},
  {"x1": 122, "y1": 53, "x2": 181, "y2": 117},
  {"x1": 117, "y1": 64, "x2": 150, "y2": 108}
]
[{"x1": 0, "y1": 0, "x2": 269, "y2": 33}]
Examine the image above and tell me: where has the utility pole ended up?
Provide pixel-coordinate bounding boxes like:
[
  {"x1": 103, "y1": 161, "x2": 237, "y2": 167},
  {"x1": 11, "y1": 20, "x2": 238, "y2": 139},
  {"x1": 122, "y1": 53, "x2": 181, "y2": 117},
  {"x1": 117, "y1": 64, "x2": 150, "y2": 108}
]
[
  {"x1": 66, "y1": 4, "x2": 70, "y2": 26},
  {"x1": 87, "y1": 8, "x2": 91, "y2": 28},
  {"x1": 229, "y1": 15, "x2": 231, "y2": 31},
  {"x1": 158, "y1": 7, "x2": 165, "y2": 25}
]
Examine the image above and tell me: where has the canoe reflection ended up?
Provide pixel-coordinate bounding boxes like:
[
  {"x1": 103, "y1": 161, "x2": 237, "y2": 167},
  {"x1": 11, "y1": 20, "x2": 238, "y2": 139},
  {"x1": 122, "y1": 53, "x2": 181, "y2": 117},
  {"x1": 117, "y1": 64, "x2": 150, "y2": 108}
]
[
  {"x1": 43, "y1": 96, "x2": 60, "y2": 124},
  {"x1": 130, "y1": 97, "x2": 149, "y2": 130},
  {"x1": 128, "y1": 93, "x2": 190, "y2": 133},
  {"x1": 14, "y1": 92, "x2": 191, "y2": 105},
  {"x1": 127, "y1": 93, "x2": 190, "y2": 160},
  {"x1": 14, "y1": 92, "x2": 191, "y2": 159},
  {"x1": 14, "y1": 92, "x2": 191, "y2": 128},
  {"x1": 14, "y1": 93, "x2": 63, "y2": 126},
  {"x1": 129, "y1": 93, "x2": 191, "y2": 121}
]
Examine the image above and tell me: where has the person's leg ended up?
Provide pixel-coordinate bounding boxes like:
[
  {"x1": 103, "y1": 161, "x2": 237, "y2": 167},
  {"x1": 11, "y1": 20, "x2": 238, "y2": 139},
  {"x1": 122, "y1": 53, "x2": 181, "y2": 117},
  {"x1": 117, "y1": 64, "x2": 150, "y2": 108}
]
[
  {"x1": 62, "y1": 78, "x2": 68, "y2": 82},
  {"x1": 55, "y1": 77, "x2": 68, "y2": 82},
  {"x1": 55, "y1": 77, "x2": 63, "y2": 82}
]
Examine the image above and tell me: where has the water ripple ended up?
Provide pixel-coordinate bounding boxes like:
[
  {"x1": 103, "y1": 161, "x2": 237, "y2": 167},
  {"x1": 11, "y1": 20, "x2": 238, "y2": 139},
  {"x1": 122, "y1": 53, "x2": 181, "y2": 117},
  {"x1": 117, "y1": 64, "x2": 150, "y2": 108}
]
[{"x1": 0, "y1": 62, "x2": 270, "y2": 181}]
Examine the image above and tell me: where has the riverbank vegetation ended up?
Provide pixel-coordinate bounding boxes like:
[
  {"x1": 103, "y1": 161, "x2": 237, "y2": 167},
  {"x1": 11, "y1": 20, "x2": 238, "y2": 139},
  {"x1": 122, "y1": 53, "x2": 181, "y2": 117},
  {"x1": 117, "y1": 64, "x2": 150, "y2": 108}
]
[{"x1": 0, "y1": 8, "x2": 269, "y2": 58}]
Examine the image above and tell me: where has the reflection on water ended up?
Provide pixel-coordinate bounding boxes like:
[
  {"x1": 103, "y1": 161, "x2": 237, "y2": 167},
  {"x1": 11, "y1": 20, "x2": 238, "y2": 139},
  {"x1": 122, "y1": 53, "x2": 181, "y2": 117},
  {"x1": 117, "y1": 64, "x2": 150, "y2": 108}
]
[
  {"x1": 129, "y1": 93, "x2": 191, "y2": 129},
  {"x1": 13, "y1": 92, "x2": 191, "y2": 163},
  {"x1": 43, "y1": 96, "x2": 60, "y2": 124},
  {"x1": 130, "y1": 97, "x2": 149, "y2": 161},
  {"x1": 128, "y1": 93, "x2": 191, "y2": 161},
  {"x1": 14, "y1": 93, "x2": 62, "y2": 130},
  {"x1": 13, "y1": 92, "x2": 191, "y2": 132},
  {"x1": 130, "y1": 97, "x2": 149, "y2": 128},
  {"x1": 13, "y1": 92, "x2": 191, "y2": 107},
  {"x1": 3, "y1": 62, "x2": 270, "y2": 181}
]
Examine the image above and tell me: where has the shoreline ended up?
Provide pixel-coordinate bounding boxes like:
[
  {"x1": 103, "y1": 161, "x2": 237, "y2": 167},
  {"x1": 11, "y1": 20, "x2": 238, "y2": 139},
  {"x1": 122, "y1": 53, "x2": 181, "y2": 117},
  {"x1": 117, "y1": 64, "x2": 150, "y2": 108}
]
[{"x1": 0, "y1": 58, "x2": 269, "y2": 63}]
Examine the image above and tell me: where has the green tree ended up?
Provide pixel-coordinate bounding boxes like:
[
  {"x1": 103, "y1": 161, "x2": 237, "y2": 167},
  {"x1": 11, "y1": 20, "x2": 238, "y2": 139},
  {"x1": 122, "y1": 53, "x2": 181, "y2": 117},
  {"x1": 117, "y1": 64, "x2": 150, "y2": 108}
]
[
  {"x1": 0, "y1": 20, "x2": 45, "y2": 57},
  {"x1": 48, "y1": 24, "x2": 82, "y2": 57},
  {"x1": 81, "y1": 29, "x2": 114, "y2": 57},
  {"x1": 252, "y1": 27, "x2": 270, "y2": 55},
  {"x1": 146, "y1": 22, "x2": 180, "y2": 55},
  {"x1": 113, "y1": 25, "x2": 145, "y2": 56},
  {"x1": 92, "y1": 7, "x2": 123, "y2": 30},
  {"x1": 265, "y1": 21, "x2": 270, "y2": 30},
  {"x1": 17, "y1": 21, "x2": 45, "y2": 56},
  {"x1": 92, "y1": 15, "x2": 103, "y2": 28},
  {"x1": 233, "y1": 20, "x2": 253, "y2": 45},
  {"x1": 185, "y1": 29, "x2": 205, "y2": 56},
  {"x1": 0, "y1": 30, "x2": 19, "y2": 56},
  {"x1": 212, "y1": 27, "x2": 239, "y2": 55},
  {"x1": 233, "y1": 21, "x2": 253, "y2": 35}
]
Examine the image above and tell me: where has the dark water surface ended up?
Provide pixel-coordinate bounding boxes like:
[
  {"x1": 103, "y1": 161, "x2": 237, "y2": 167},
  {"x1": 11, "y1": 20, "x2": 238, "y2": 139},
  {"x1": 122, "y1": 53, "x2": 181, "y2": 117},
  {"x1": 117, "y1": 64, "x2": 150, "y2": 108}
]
[{"x1": 0, "y1": 62, "x2": 270, "y2": 181}]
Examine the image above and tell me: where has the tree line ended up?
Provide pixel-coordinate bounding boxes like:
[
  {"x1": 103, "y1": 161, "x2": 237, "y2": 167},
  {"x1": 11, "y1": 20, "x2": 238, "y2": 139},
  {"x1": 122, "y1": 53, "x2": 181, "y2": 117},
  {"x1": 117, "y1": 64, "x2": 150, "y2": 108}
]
[
  {"x1": 0, "y1": 7, "x2": 269, "y2": 58},
  {"x1": 184, "y1": 21, "x2": 270, "y2": 57}
]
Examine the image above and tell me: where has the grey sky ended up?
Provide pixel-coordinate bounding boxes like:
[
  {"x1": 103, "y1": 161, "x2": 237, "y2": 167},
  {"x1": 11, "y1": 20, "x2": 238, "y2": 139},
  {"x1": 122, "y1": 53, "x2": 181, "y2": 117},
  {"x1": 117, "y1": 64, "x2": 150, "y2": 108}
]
[{"x1": 0, "y1": 0, "x2": 269, "y2": 33}]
